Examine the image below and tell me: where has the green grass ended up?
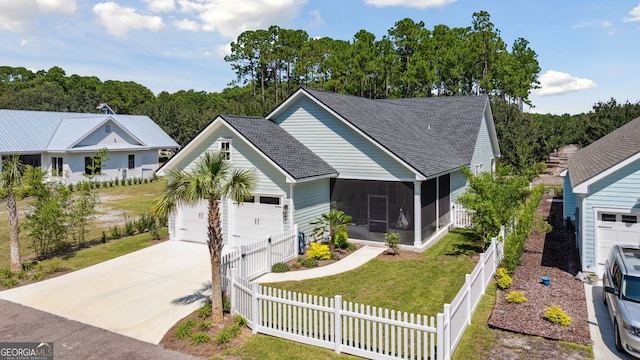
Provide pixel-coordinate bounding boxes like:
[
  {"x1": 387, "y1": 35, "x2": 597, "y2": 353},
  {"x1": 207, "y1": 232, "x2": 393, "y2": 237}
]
[
  {"x1": 267, "y1": 229, "x2": 482, "y2": 316},
  {"x1": 0, "y1": 181, "x2": 165, "y2": 270},
  {"x1": 42, "y1": 228, "x2": 168, "y2": 271},
  {"x1": 216, "y1": 335, "x2": 361, "y2": 360},
  {"x1": 452, "y1": 282, "x2": 498, "y2": 359}
]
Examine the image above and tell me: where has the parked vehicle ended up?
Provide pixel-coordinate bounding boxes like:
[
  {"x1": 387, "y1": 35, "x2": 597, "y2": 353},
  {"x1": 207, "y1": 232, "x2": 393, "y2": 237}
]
[{"x1": 603, "y1": 244, "x2": 640, "y2": 358}]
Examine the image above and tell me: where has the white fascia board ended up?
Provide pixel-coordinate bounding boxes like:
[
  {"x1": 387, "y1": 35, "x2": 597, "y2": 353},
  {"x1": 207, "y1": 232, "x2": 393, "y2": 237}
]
[
  {"x1": 287, "y1": 172, "x2": 338, "y2": 184},
  {"x1": 268, "y1": 88, "x2": 426, "y2": 181},
  {"x1": 559, "y1": 169, "x2": 568, "y2": 177},
  {"x1": 573, "y1": 151, "x2": 640, "y2": 194},
  {"x1": 157, "y1": 116, "x2": 224, "y2": 176}
]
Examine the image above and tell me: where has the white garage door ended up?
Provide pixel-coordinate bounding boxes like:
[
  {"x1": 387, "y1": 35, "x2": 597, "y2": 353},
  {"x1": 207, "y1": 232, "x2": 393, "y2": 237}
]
[
  {"x1": 230, "y1": 195, "x2": 283, "y2": 247},
  {"x1": 177, "y1": 199, "x2": 209, "y2": 243},
  {"x1": 597, "y1": 212, "x2": 640, "y2": 274}
]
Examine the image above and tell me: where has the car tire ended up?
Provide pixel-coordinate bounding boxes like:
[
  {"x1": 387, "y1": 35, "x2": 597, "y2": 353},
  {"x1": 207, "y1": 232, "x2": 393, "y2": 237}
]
[
  {"x1": 614, "y1": 320, "x2": 625, "y2": 353},
  {"x1": 603, "y1": 288, "x2": 607, "y2": 306}
]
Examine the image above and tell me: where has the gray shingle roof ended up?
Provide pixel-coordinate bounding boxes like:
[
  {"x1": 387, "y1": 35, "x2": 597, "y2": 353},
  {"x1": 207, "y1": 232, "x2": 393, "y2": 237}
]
[
  {"x1": 220, "y1": 115, "x2": 337, "y2": 180},
  {"x1": 0, "y1": 109, "x2": 179, "y2": 154},
  {"x1": 300, "y1": 88, "x2": 491, "y2": 177},
  {"x1": 568, "y1": 116, "x2": 640, "y2": 188}
]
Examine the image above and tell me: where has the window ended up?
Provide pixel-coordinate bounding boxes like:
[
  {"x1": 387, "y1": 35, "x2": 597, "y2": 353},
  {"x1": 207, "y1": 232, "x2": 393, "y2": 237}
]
[
  {"x1": 128, "y1": 154, "x2": 135, "y2": 169},
  {"x1": 622, "y1": 215, "x2": 638, "y2": 224},
  {"x1": 51, "y1": 157, "x2": 63, "y2": 177},
  {"x1": 84, "y1": 157, "x2": 101, "y2": 175},
  {"x1": 259, "y1": 196, "x2": 280, "y2": 205},
  {"x1": 601, "y1": 213, "x2": 617, "y2": 222},
  {"x1": 219, "y1": 140, "x2": 231, "y2": 160},
  {"x1": 474, "y1": 163, "x2": 483, "y2": 175},
  {"x1": 105, "y1": 124, "x2": 111, "y2": 133}
]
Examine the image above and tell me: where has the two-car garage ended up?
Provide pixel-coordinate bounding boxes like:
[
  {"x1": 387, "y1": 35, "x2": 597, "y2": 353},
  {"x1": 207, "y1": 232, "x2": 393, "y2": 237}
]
[{"x1": 175, "y1": 195, "x2": 284, "y2": 248}]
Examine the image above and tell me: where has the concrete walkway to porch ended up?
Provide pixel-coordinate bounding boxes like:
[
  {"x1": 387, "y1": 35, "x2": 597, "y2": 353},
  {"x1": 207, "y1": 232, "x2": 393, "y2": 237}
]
[{"x1": 255, "y1": 245, "x2": 386, "y2": 283}]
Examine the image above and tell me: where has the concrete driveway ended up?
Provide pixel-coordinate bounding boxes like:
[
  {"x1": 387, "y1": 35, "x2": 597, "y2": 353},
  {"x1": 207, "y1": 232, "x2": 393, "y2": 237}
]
[
  {"x1": 585, "y1": 281, "x2": 636, "y2": 360},
  {"x1": 0, "y1": 241, "x2": 211, "y2": 345}
]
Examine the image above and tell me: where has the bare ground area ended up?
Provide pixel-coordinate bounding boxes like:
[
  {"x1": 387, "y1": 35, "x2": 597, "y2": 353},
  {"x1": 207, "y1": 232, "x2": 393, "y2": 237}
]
[{"x1": 486, "y1": 194, "x2": 592, "y2": 358}]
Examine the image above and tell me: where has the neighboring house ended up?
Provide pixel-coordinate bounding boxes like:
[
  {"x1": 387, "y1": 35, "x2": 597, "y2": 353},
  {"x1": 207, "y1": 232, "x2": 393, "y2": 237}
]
[
  {"x1": 563, "y1": 116, "x2": 640, "y2": 275},
  {"x1": 0, "y1": 108, "x2": 179, "y2": 184},
  {"x1": 158, "y1": 88, "x2": 500, "y2": 250}
]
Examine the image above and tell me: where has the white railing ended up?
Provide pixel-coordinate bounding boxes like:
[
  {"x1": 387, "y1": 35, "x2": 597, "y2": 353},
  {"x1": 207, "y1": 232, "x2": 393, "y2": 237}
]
[
  {"x1": 221, "y1": 225, "x2": 298, "y2": 293},
  {"x1": 226, "y1": 225, "x2": 509, "y2": 360}
]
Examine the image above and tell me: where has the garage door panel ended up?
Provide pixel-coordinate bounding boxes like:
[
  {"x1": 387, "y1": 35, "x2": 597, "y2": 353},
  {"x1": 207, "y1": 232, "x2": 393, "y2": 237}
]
[
  {"x1": 177, "y1": 200, "x2": 209, "y2": 243},
  {"x1": 596, "y1": 212, "x2": 640, "y2": 274},
  {"x1": 231, "y1": 197, "x2": 283, "y2": 246}
]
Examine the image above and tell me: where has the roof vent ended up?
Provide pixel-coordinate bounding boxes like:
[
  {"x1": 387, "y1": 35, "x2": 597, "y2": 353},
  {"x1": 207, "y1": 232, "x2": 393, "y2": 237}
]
[{"x1": 96, "y1": 103, "x2": 116, "y2": 115}]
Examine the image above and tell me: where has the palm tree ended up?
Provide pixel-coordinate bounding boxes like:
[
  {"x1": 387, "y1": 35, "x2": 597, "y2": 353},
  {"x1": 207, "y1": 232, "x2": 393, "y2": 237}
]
[
  {"x1": 151, "y1": 151, "x2": 255, "y2": 323},
  {"x1": 1, "y1": 155, "x2": 24, "y2": 272},
  {"x1": 311, "y1": 209, "x2": 353, "y2": 253}
]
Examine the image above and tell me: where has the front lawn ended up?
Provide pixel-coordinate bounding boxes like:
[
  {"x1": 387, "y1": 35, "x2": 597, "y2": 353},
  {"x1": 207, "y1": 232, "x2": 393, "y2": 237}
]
[{"x1": 266, "y1": 229, "x2": 482, "y2": 316}]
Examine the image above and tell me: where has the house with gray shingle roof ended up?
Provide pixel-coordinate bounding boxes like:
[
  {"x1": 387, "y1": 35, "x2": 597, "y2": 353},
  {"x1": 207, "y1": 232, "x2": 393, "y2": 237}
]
[
  {"x1": 158, "y1": 88, "x2": 499, "y2": 250},
  {"x1": 563, "y1": 116, "x2": 640, "y2": 275},
  {"x1": 0, "y1": 109, "x2": 179, "y2": 184}
]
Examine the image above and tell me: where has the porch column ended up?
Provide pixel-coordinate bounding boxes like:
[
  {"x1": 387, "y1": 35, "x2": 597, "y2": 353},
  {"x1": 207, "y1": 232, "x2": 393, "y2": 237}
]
[
  {"x1": 436, "y1": 177, "x2": 440, "y2": 232},
  {"x1": 414, "y1": 180, "x2": 422, "y2": 247},
  {"x1": 289, "y1": 183, "x2": 295, "y2": 230}
]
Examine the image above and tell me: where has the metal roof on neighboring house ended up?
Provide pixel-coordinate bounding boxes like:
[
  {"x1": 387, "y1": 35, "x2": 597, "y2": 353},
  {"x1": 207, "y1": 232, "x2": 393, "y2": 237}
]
[
  {"x1": 220, "y1": 115, "x2": 337, "y2": 180},
  {"x1": 0, "y1": 109, "x2": 179, "y2": 154},
  {"x1": 568, "y1": 115, "x2": 640, "y2": 188},
  {"x1": 297, "y1": 88, "x2": 493, "y2": 178}
]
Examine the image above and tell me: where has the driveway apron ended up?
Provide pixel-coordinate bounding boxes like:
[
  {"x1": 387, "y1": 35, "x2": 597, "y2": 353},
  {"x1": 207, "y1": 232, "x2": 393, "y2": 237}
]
[{"x1": 0, "y1": 241, "x2": 211, "y2": 345}]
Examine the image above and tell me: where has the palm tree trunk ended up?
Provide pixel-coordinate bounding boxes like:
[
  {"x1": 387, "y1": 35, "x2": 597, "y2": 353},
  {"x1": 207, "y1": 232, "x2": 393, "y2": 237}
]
[
  {"x1": 6, "y1": 190, "x2": 21, "y2": 272},
  {"x1": 207, "y1": 196, "x2": 224, "y2": 324}
]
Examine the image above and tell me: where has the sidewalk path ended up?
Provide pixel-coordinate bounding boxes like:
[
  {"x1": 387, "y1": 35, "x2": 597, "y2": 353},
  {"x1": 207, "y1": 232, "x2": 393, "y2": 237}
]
[{"x1": 256, "y1": 245, "x2": 386, "y2": 283}]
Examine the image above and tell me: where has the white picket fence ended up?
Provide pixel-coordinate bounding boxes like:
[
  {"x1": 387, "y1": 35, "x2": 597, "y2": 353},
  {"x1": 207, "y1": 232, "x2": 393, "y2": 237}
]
[
  {"x1": 221, "y1": 225, "x2": 299, "y2": 293},
  {"x1": 226, "y1": 226, "x2": 508, "y2": 360}
]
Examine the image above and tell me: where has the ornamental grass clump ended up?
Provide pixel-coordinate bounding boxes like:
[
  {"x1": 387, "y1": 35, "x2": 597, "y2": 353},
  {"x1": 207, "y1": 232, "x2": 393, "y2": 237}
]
[
  {"x1": 505, "y1": 290, "x2": 528, "y2": 304},
  {"x1": 495, "y1": 267, "x2": 512, "y2": 289},
  {"x1": 544, "y1": 305, "x2": 572, "y2": 326}
]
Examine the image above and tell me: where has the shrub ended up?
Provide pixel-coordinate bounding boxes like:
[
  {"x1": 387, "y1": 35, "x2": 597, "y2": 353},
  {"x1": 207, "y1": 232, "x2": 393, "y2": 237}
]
[
  {"x1": 101, "y1": 230, "x2": 108, "y2": 243},
  {"x1": 30, "y1": 272, "x2": 44, "y2": 281},
  {"x1": 110, "y1": 226, "x2": 121, "y2": 239},
  {"x1": 198, "y1": 302, "x2": 212, "y2": 318},
  {"x1": 191, "y1": 332, "x2": 211, "y2": 345},
  {"x1": 123, "y1": 214, "x2": 135, "y2": 236},
  {"x1": 307, "y1": 242, "x2": 331, "y2": 260},
  {"x1": 198, "y1": 320, "x2": 212, "y2": 331},
  {"x1": 234, "y1": 315, "x2": 248, "y2": 327},
  {"x1": 544, "y1": 305, "x2": 572, "y2": 326},
  {"x1": 495, "y1": 267, "x2": 512, "y2": 289},
  {"x1": 271, "y1": 262, "x2": 290, "y2": 273},
  {"x1": 0, "y1": 268, "x2": 13, "y2": 279},
  {"x1": 505, "y1": 291, "x2": 528, "y2": 304},
  {"x1": 214, "y1": 325, "x2": 241, "y2": 345},
  {"x1": 334, "y1": 230, "x2": 350, "y2": 249},
  {"x1": 1, "y1": 278, "x2": 18, "y2": 288},
  {"x1": 175, "y1": 322, "x2": 193, "y2": 339},
  {"x1": 384, "y1": 232, "x2": 401, "y2": 254},
  {"x1": 298, "y1": 257, "x2": 318, "y2": 268},
  {"x1": 15, "y1": 271, "x2": 27, "y2": 280}
]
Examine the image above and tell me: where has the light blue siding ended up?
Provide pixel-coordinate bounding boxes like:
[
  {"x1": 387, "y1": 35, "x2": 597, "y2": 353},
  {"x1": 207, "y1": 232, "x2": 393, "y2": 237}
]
[
  {"x1": 293, "y1": 179, "x2": 331, "y2": 238},
  {"x1": 563, "y1": 175, "x2": 576, "y2": 221},
  {"x1": 449, "y1": 168, "x2": 467, "y2": 204},
  {"x1": 579, "y1": 158, "x2": 640, "y2": 271},
  {"x1": 273, "y1": 98, "x2": 416, "y2": 181},
  {"x1": 469, "y1": 114, "x2": 495, "y2": 174},
  {"x1": 77, "y1": 120, "x2": 140, "y2": 147}
]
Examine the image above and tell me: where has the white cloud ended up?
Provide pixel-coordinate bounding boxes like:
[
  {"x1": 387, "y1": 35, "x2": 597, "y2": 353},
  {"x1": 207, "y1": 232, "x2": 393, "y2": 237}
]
[
  {"x1": 624, "y1": 4, "x2": 640, "y2": 22},
  {"x1": 364, "y1": 0, "x2": 455, "y2": 9},
  {"x1": 532, "y1": 70, "x2": 597, "y2": 97},
  {"x1": 175, "y1": 18, "x2": 199, "y2": 31},
  {"x1": 176, "y1": 0, "x2": 307, "y2": 39},
  {"x1": 144, "y1": 0, "x2": 176, "y2": 12},
  {"x1": 308, "y1": 9, "x2": 325, "y2": 28},
  {"x1": 216, "y1": 43, "x2": 231, "y2": 57},
  {"x1": 0, "y1": 0, "x2": 76, "y2": 31},
  {"x1": 93, "y1": 2, "x2": 165, "y2": 37}
]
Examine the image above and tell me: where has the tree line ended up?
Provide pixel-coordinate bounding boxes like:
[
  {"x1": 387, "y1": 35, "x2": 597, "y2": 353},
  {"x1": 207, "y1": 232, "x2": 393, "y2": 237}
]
[{"x1": 2, "y1": 11, "x2": 640, "y2": 174}]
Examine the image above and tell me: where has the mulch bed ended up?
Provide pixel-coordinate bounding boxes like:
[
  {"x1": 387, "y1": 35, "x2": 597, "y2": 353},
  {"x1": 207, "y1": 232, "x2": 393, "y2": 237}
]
[{"x1": 488, "y1": 194, "x2": 591, "y2": 345}]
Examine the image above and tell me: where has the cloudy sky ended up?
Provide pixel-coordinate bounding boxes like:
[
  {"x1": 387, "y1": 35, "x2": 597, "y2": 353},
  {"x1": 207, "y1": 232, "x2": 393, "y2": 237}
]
[{"x1": 1, "y1": 0, "x2": 639, "y2": 115}]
